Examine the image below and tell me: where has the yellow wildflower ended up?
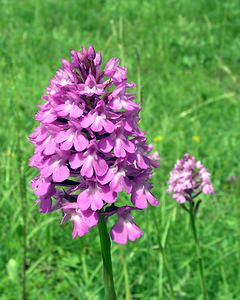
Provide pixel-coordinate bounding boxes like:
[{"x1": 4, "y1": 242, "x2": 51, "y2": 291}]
[
  {"x1": 192, "y1": 135, "x2": 200, "y2": 143},
  {"x1": 154, "y1": 136, "x2": 163, "y2": 142}
]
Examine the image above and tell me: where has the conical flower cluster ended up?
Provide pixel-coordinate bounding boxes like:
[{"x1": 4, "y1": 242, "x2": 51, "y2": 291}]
[
  {"x1": 29, "y1": 45, "x2": 159, "y2": 244},
  {"x1": 167, "y1": 153, "x2": 214, "y2": 203}
]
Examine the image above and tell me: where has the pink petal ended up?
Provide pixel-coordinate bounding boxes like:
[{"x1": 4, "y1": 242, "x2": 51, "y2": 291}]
[
  {"x1": 114, "y1": 143, "x2": 126, "y2": 158},
  {"x1": 85, "y1": 74, "x2": 96, "y2": 86},
  {"x1": 104, "y1": 58, "x2": 119, "y2": 76},
  {"x1": 55, "y1": 104, "x2": 68, "y2": 117},
  {"x1": 98, "y1": 137, "x2": 114, "y2": 153},
  {"x1": 91, "y1": 117, "x2": 103, "y2": 132},
  {"x1": 52, "y1": 165, "x2": 70, "y2": 182},
  {"x1": 74, "y1": 132, "x2": 89, "y2": 151},
  {"x1": 136, "y1": 154, "x2": 149, "y2": 169},
  {"x1": 43, "y1": 112, "x2": 57, "y2": 123},
  {"x1": 93, "y1": 158, "x2": 108, "y2": 176},
  {"x1": 122, "y1": 139, "x2": 135, "y2": 153},
  {"x1": 123, "y1": 177, "x2": 132, "y2": 194},
  {"x1": 146, "y1": 190, "x2": 159, "y2": 206},
  {"x1": 110, "y1": 99, "x2": 122, "y2": 110},
  {"x1": 39, "y1": 196, "x2": 52, "y2": 213},
  {"x1": 80, "y1": 156, "x2": 94, "y2": 178},
  {"x1": 110, "y1": 221, "x2": 128, "y2": 244},
  {"x1": 60, "y1": 138, "x2": 74, "y2": 151},
  {"x1": 43, "y1": 139, "x2": 56, "y2": 155},
  {"x1": 91, "y1": 196, "x2": 104, "y2": 211},
  {"x1": 131, "y1": 187, "x2": 147, "y2": 209},
  {"x1": 97, "y1": 168, "x2": 115, "y2": 185},
  {"x1": 70, "y1": 105, "x2": 83, "y2": 118},
  {"x1": 82, "y1": 209, "x2": 98, "y2": 227},
  {"x1": 101, "y1": 185, "x2": 116, "y2": 203},
  {"x1": 103, "y1": 120, "x2": 114, "y2": 133},
  {"x1": 127, "y1": 222, "x2": 143, "y2": 242},
  {"x1": 69, "y1": 153, "x2": 85, "y2": 169},
  {"x1": 55, "y1": 130, "x2": 69, "y2": 143},
  {"x1": 36, "y1": 179, "x2": 51, "y2": 196},
  {"x1": 81, "y1": 113, "x2": 95, "y2": 128},
  {"x1": 77, "y1": 190, "x2": 92, "y2": 211},
  {"x1": 110, "y1": 173, "x2": 123, "y2": 192},
  {"x1": 72, "y1": 217, "x2": 89, "y2": 239},
  {"x1": 40, "y1": 158, "x2": 53, "y2": 177}
]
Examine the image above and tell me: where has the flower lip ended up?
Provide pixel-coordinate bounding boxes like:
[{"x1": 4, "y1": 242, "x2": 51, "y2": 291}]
[{"x1": 110, "y1": 205, "x2": 144, "y2": 244}]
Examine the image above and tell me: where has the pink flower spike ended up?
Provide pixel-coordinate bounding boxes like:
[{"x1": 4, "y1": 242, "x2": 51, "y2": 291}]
[
  {"x1": 167, "y1": 153, "x2": 214, "y2": 203},
  {"x1": 29, "y1": 45, "x2": 159, "y2": 242}
]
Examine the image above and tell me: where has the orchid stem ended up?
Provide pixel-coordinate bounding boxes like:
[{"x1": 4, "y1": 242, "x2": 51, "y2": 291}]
[
  {"x1": 98, "y1": 215, "x2": 116, "y2": 300},
  {"x1": 189, "y1": 202, "x2": 208, "y2": 300}
]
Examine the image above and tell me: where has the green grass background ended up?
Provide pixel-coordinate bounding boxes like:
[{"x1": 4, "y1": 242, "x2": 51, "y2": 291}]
[{"x1": 0, "y1": 0, "x2": 240, "y2": 299}]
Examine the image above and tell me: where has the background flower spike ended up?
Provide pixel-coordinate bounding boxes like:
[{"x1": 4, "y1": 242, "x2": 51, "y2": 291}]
[{"x1": 168, "y1": 153, "x2": 214, "y2": 300}]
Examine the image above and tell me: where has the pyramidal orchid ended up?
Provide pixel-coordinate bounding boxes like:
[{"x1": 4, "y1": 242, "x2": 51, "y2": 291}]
[
  {"x1": 167, "y1": 153, "x2": 214, "y2": 204},
  {"x1": 29, "y1": 45, "x2": 159, "y2": 299},
  {"x1": 167, "y1": 153, "x2": 214, "y2": 300}
]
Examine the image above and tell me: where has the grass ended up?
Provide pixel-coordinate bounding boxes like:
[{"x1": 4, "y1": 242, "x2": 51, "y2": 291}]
[{"x1": 0, "y1": 0, "x2": 240, "y2": 299}]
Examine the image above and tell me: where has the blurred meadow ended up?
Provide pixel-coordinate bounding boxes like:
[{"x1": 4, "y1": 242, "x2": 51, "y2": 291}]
[{"x1": 1, "y1": 0, "x2": 240, "y2": 299}]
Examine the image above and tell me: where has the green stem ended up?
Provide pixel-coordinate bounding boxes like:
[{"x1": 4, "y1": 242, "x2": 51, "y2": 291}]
[
  {"x1": 98, "y1": 215, "x2": 116, "y2": 300},
  {"x1": 189, "y1": 202, "x2": 208, "y2": 300}
]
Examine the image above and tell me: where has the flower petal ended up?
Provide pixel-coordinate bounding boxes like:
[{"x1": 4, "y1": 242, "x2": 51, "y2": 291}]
[
  {"x1": 110, "y1": 220, "x2": 128, "y2": 245},
  {"x1": 77, "y1": 190, "x2": 92, "y2": 211},
  {"x1": 69, "y1": 152, "x2": 85, "y2": 169},
  {"x1": 52, "y1": 165, "x2": 70, "y2": 182},
  {"x1": 93, "y1": 158, "x2": 108, "y2": 176},
  {"x1": 74, "y1": 132, "x2": 89, "y2": 151}
]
